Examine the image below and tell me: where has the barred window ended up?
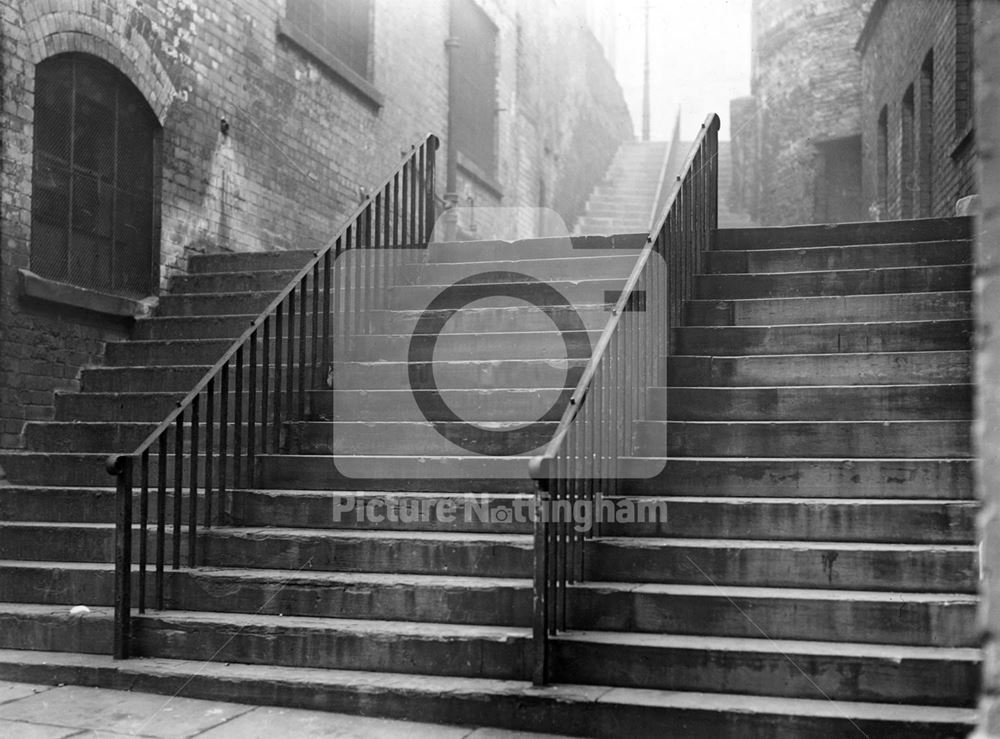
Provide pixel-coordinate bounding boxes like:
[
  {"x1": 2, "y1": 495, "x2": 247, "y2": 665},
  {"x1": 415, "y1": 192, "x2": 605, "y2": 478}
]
[
  {"x1": 286, "y1": 0, "x2": 373, "y2": 81},
  {"x1": 30, "y1": 53, "x2": 161, "y2": 298},
  {"x1": 451, "y1": 0, "x2": 499, "y2": 180},
  {"x1": 955, "y1": 0, "x2": 974, "y2": 134}
]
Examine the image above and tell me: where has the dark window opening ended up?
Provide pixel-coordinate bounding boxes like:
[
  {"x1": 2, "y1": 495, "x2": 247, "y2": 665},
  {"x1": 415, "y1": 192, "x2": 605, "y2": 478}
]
[
  {"x1": 286, "y1": 0, "x2": 373, "y2": 81},
  {"x1": 919, "y1": 50, "x2": 934, "y2": 217},
  {"x1": 451, "y1": 0, "x2": 499, "y2": 180},
  {"x1": 30, "y1": 53, "x2": 161, "y2": 298},
  {"x1": 877, "y1": 106, "x2": 889, "y2": 218},
  {"x1": 815, "y1": 136, "x2": 862, "y2": 223},
  {"x1": 955, "y1": 0, "x2": 974, "y2": 134},
  {"x1": 901, "y1": 84, "x2": 916, "y2": 219}
]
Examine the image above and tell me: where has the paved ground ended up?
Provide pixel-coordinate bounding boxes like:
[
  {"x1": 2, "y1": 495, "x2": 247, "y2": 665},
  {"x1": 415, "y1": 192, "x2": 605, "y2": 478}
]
[{"x1": 0, "y1": 679, "x2": 571, "y2": 738}]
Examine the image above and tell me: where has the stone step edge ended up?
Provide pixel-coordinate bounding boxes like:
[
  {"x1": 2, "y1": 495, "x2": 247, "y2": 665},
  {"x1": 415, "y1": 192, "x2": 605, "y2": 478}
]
[{"x1": 0, "y1": 649, "x2": 976, "y2": 731}]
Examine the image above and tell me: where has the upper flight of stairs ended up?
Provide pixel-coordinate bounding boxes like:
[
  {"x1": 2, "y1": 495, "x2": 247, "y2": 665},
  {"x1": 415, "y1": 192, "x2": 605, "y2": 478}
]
[
  {"x1": 574, "y1": 140, "x2": 668, "y2": 235},
  {"x1": 0, "y1": 216, "x2": 979, "y2": 737}
]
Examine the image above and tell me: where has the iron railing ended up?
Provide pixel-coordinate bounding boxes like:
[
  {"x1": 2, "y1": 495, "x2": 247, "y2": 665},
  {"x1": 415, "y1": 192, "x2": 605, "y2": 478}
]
[
  {"x1": 528, "y1": 114, "x2": 719, "y2": 684},
  {"x1": 106, "y1": 134, "x2": 439, "y2": 659}
]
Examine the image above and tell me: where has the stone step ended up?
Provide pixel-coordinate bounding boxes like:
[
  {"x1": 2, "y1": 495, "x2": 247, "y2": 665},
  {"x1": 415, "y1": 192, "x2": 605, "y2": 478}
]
[
  {"x1": 373, "y1": 303, "x2": 614, "y2": 335},
  {"x1": 80, "y1": 365, "x2": 213, "y2": 393},
  {"x1": 155, "y1": 291, "x2": 280, "y2": 317},
  {"x1": 189, "y1": 249, "x2": 314, "y2": 274},
  {"x1": 652, "y1": 384, "x2": 972, "y2": 421},
  {"x1": 0, "y1": 522, "x2": 117, "y2": 562},
  {"x1": 0, "y1": 650, "x2": 974, "y2": 737},
  {"x1": 0, "y1": 562, "x2": 115, "y2": 605},
  {"x1": 53, "y1": 391, "x2": 180, "y2": 422},
  {"x1": 552, "y1": 631, "x2": 979, "y2": 706},
  {"x1": 588, "y1": 537, "x2": 977, "y2": 592},
  {"x1": 684, "y1": 291, "x2": 971, "y2": 326},
  {"x1": 348, "y1": 329, "x2": 597, "y2": 362},
  {"x1": 674, "y1": 320, "x2": 972, "y2": 355},
  {"x1": 21, "y1": 420, "x2": 267, "y2": 453},
  {"x1": 390, "y1": 277, "x2": 627, "y2": 310},
  {"x1": 715, "y1": 216, "x2": 972, "y2": 250},
  {"x1": 665, "y1": 351, "x2": 972, "y2": 387},
  {"x1": 133, "y1": 611, "x2": 531, "y2": 679},
  {"x1": 257, "y1": 454, "x2": 536, "y2": 492},
  {"x1": 307, "y1": 388, "x2": 571, "y2": 422},
  {"x1": 406, "y1": 253, "x2": 638, "y2": 285},
  {"x1": 0, "y1": 452, "x2": 235, "y2": 488},
  {"x1": 695, "y1": 265, "x2": 971, "y2": 300},
  {"x1": 568, "y1": 581, "x2": 977, "y2": 647},
  {"x1": 285, "y1": 421, "x2": 555, "y2": 456},
  {"x1": 201, "y1": 528, "x2": 533, "y2": 577},
  {"x1": 637, "y1": 420, "x2": 971, "y2": 458},
  {"x1": 329, "y1": 358, "x2": 588, "y2": 390},
  {"x1": 426, "y1": 234, "x2": 645, "y2": 263},
  {"x1": 169, "y1": 269, "x2": 300, "y2": 295},
  {"x1": 0, "y1": 604, "x2": 112, "y2": 654},
  {"x1": 133, "y1": 314, "x2": 257, "y2": 340},
  {"x1": 618, "y1": 458, "x2": 972, "y2": 498},
  {"x1": 706, "y1": 239, "x2": 972, "y2": 273},
  {"x1": 104, "y1": 337, "x2": 252, "y2": 365},
  {"x1": 0, "y1": 486, "x2": 117, "y2": 523}
]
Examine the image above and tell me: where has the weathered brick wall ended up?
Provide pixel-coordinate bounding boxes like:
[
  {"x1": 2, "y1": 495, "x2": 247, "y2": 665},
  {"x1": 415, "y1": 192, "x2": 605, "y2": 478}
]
[
  {"x1": 859, "y1": 0, "x2": 977, "y2": 220},
  {"x1": 0, "y1": 0, "x2": 631, "y2": 448},
  {"x1": 975, "y1": 2, "x2": 1000, "y2": 734},
  {"x1": 731, "y1": 0, "x2": 872, "y2": 226}
]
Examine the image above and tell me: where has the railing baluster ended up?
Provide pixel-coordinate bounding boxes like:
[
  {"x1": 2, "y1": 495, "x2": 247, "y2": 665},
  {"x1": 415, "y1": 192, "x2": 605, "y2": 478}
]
[
  {"x1": 234, "y1": 346, "x2": 244, "y2": 492},
  {"x1": 156, "y1": 435, "x2": 166, "y2": 609},
  {"x1": 138, "y1": 451, "x2": 149, "y2": 613},
  {"x1": 219, "y1": 361, "x2": 230, "y2": 510},
  {"x1": 172, "y1": 413, "x2": 183, "y2": 570},
  {"x1": 188, "y1": 395, "x2": 199, "y2": 567},
  {"x1": 298, "y1": 275, "x2": 308, "y2": 419},
  {"x1": 285, "y1": 291, "x2": 296, "y2": 428},
  {"x1": 205, "y1": 378, "x2": 215, "y2": 528},
  {"x1": 273, "y1": 304, "x2": 284, "y2": 451},
  {"x1": 112, "y1": 455, "x2": 132, "y2": 659},
  {"x1": 248, "y1": 332, "x2": 258, "y2": 487},
  {"x1": 261, "y1": 318, "x2": 270, "y2": 456}
]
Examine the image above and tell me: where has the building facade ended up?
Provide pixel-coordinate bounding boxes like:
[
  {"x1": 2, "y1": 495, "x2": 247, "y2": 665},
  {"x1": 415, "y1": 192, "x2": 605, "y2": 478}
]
[
  {"x1": 730, "y1": 0, "x2": 977, "y2": 227},
  {"x1": 0, "y1": 0, "x2": 632, "y2": 450}
]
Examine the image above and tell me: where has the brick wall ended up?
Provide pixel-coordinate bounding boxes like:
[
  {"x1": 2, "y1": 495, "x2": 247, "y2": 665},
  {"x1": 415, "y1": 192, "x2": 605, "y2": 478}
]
[
  {"x1": 859, "y1": 0, "x2": 977, "y2": 220},
  {"x1": 729, "y1": 0, "x2": 872, "y2": 226},
  {"x1": 0, "y1": 0, "x2": 632, "y2": 449}
]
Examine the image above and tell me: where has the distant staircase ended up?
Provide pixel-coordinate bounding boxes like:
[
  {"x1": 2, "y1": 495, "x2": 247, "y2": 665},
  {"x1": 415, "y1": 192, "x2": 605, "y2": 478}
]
[{"x1": 575, "y1": 140, "x2": 668, "y2": 235}]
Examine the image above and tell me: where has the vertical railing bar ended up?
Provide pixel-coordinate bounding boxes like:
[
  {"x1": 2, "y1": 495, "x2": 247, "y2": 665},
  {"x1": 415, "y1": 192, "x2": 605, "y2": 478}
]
[
  {"x1": 138, "y1": 451, "x2": 149, "y2": 613},
  {"x1": 233, "y1": 345, "x2": 245, "y2": 492},
  {"x1": 261, "y1": 318, "x2": 271, "y2": 456},
  {"x1": 156, "y1": 435, "x2": 166, "y2": 610},
  {"x1": 285, "y1": 290, "x2": 296, "y2": 432},
  {"x1": 188, "y1": 394, "x2": 200, "y2": 567},
  {"x1": 310, "y1": 263, "x2": 321, "y2": 390},
  {"x1": 113, "y1": 456, "x2": 132, "y2": 659},
  {"x1": 218, "y1": 361, "x2": 230, "y2": 512},
  {"x1": 321, "y1": 252, "x2": 332, "y2": 377},
  {"x1": 272, "y1": 303, "x2": 284, "y2": 451},
  {"x1": 298, "y1": 275, "x2": 308, "y2": 419},
  {"x1": 205, "y1": 378, "x2": 215, "y2": 529},
  {"x1": 172, "y1": 413, "x2": 183, "y2": 570},
  {"x1": 248, "y1": 331, "x2": 258, "y2": 487}
]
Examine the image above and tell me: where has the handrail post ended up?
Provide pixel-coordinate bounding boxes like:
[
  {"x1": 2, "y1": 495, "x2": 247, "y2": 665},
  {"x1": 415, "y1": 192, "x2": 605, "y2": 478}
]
[
  {"x1": 530, "y1": 456, "x2": 550, "y2": 685},
  {"x1": 108, "y1": 454, "x2": 133, "y2": 659}
]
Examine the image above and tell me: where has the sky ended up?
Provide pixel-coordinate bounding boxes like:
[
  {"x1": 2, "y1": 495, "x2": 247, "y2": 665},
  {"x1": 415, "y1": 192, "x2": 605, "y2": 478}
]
[{"x1": 589, "y1": 0, "x2": 753, "y2": 141}]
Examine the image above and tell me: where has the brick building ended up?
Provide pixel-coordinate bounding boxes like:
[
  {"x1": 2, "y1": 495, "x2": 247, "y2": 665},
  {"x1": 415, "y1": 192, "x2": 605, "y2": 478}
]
[
  {"x1": 0, "y1": 0, "x2": 632, "y2": 450},
  {"x1": 730, "y1": 0, "x2": 978, "y2": 227}
]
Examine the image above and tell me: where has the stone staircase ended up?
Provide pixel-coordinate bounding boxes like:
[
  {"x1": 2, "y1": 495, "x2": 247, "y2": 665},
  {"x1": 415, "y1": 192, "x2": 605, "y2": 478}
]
[
  {"x1": 0, "y1": 215, "x2": 979, "y2": 737},
  {"x1": 574, "y1": 140, "x2": 668, "y2": 235}
]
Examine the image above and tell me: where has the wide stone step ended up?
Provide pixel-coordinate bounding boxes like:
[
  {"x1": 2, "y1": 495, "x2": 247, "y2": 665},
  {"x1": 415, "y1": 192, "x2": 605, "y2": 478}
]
[
  {"x1": 696, "y1": 265, "x2": 971, "y2": 300},
  {"x1": 568, "y1": 582, "x2": 977, "y2": 647},
  {"x1": 169, "y1": 269, "x2": 300, "y2": 295},
  {"x1": 426, "y1": 233, "x2": 644, "y2": 264},
  {"x1": 588, "y1": 538, "x2": 977, "y2": 592},
  {"x1": 349, "y1": 329, "x2": 597, "y2": 362},
  {"x1": 674, "y1": 320, "x2": 972, "y2": 355},
  {"x1": 652, "y1": 384, "x2": 972, "y2": 421},
  {"x1": 373, "y1": 303, "x2": 614, "y2": 335},
  {"x1": 638, "y1": 420, "x2": 971, "y2": 458},
  {"x1": 599, "y1": 497, "x2": 975, "y2": 543},
  {"x1": 257, "y1": 454, "x2": 536, "y2": 493},
  {"x1": 391, "y1": 277, "x2": 628, "y2": 310},
  {"x1": 201, "y1": 528, "x2": 532, "y2": 577},
  {"x1": 285, "y1": 421, "x2": 555, "y2": 456},
  {"x1": 0, "y1": 486, "x2": 117, "y2": 523},
  {"x1": 407, "y1": 253, "x2": 638, "y2": 285},
  {"x1": 167, "y1": 568, "x2": 532, "y2": 625},
  {"x1": 0, "y1": 604, "x2": 112, "y2": 654},
  {"x1": 552, "y1": 632, "x2": 979, "y2": 706},
  {"x1": 715, "y1": 216, "x2": 972, "y2": 250},
  {"x1": 133, "y1": 611, "x2": 531, "y2": 679},
  {"x1": 618, "y1": 458, "x2": 972, "y2": 498},
  {"x1": 330, "y1": 358, "x2": 588, "y2": 391},
  {"x1": 133, "y1": 314, "x2": 257, "y2": 340},
  {"x1": 684, "y1": 291, "x2": 971, "y2": 326},
  {"x1": 155, "y1": 291, "x2": 280, "y2": 317},
  {"x1": 0, "y1": 562, "x2": 114, "y2": 605},
  {"x1": 0, "y1": 650, "x2": 974, "y2": 738},
  {"x1": 0, "y1": 452, "x2": 236, "y2": 488},
  {"x1": 308, "y1": 388, "x2": 571, "y2": 422},
  {"x1": 231, "y1": 490, "x2": 533, "y2": 534},
  {"x1": 0, "y1": 522, "x2": 116, "y2": 562},
  {"x1": 665, "y1": 351, "x2": 972, "y2": 386},
  {"x1": 80, "y1": 365, "x2": 213, "y2": 393},
  {"x1": 24, "y1": 421, "x2": 159, "y2": 452},
  {"x1": 705, "y1": 239, "x2": 972, "y2": 273},
  {"x1": 53, "y1": 392, "x2": 181, "y2": 422},
  {"x1": 189, "y1": 249, "x2": 314, "y2": 274}
]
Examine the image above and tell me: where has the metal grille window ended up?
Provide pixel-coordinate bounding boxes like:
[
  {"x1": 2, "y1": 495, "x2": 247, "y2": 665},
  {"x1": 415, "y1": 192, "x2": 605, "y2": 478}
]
[
  {"x1": 287, "y1": 0, "x2": 373, "y2": 80},
  {"x1": 31, "y1": 53, "x2": 161, "y2": 298},
  {"x1": 451, "y1": 0, "x2": 498, "y2": 178}
]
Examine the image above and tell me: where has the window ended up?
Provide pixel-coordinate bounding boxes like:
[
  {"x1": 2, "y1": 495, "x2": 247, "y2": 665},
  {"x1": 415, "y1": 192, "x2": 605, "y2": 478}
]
[
  {"x1": 450, "y1": 0, "x2": 499, "y2": 181},
  {"x1": 919, "y1": 51, "x2": 934, "y2": 217},
  {"x1": 877, "y1": 106, "x2": 888, "y2": 218},
  {"x1": 286, "y1": 0, "x2": 373, "y2": 81},
  {"x1": 955, "y1": 0, "x2": 974, "y2": 135},
  {"x1": 901, "y1": 84, "x2": 916, "y2": 219},
  {"x1": 30, "y1": 53, "x2": 161, "y2": 298}
]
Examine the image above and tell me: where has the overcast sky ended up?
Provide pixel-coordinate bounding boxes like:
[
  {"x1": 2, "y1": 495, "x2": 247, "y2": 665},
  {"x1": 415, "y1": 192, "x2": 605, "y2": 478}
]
[{"x1": 596, "y1": 0, "x2": 753, "y2": 141}]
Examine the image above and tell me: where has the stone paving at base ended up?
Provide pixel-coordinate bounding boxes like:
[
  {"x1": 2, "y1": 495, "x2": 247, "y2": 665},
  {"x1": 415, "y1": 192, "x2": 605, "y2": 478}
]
[{"x1": 0, "y1": 680, "x2": 570, "y2": 738}]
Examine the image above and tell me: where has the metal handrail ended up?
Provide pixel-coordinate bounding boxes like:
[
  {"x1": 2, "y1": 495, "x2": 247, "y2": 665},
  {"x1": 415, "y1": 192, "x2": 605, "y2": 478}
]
[
  {"x1": 528, "y1": 114, "x2": 719, "y2": 685},
  {"x1": 107, "y1": 134, "x2": 440, "y2": 659}
]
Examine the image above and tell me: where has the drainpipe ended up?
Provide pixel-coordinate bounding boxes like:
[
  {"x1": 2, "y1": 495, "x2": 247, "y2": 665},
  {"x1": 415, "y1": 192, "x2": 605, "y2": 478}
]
[{"x1": 444, "y1": 7, "x2": 461, "y2": 241}]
